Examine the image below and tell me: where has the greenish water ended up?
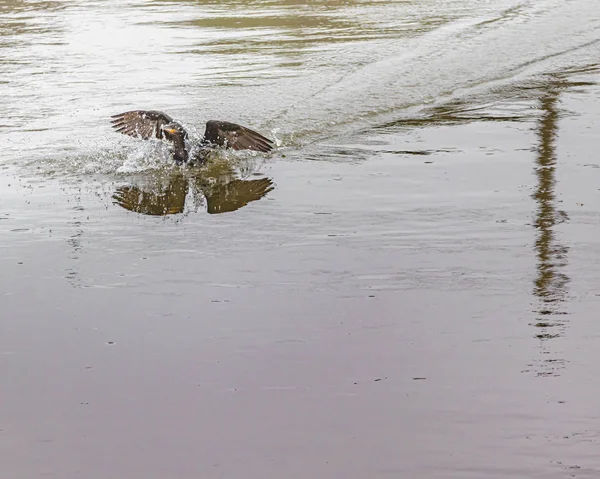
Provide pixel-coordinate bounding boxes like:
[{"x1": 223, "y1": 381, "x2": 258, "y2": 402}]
[{"x1": 1, "y1": 0, "x2": 600, "y2": 477}]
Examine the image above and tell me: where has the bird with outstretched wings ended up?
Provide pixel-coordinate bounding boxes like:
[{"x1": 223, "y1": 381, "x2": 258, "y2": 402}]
[{"x1": 110, "y1": 110, "x2": 273, "y2": 163}]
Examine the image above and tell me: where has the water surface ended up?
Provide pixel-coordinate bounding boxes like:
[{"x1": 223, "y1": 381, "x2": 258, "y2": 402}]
[{"x1": 1, "y1": 0, "x2": 600, "y2": 477}]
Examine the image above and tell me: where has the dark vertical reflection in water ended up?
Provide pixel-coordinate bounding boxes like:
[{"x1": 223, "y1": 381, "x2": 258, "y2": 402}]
[
  {"x1": 531, "y1": 81, "x2": 570, "y2": 376},
  {"x1": 66, "y1": 193, "x2": 85, "y2": 288}
]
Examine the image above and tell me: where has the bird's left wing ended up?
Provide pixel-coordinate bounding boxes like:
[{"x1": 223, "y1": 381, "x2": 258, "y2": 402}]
[{"x1": 110, "y1": 110, "x2": 173, "y2": 140}]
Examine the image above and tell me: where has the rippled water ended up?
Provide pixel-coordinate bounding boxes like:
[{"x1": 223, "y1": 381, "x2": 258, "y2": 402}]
[
  {"x1": 2, "y1": 0, "x2": 598, "y2": 167},
  {"x1": 2, "y1": 0, "x2": 600, "y2": 477}
]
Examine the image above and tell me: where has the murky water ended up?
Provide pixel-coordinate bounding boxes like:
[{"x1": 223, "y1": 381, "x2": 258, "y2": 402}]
[{"x1": 2, "y1": 0, "x2": 600, "y2": 477}]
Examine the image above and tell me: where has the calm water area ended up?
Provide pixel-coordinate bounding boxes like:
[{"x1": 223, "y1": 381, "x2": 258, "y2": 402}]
[{"x1": 1, "y1": 0, "x2": 600, "y2": 477}]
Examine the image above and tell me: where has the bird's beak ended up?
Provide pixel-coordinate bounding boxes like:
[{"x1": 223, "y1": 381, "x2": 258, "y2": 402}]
[{"x1": 163, "y1": 127, "x2": 178, "y2": 135}]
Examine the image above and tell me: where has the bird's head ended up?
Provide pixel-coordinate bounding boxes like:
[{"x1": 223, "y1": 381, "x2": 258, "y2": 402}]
[
  {"x1": 161, "y1": 122, "x2": 187, "y2": 142},
  {"x1": 162, "y1": 122, "x2": 189, "y2": 164}
]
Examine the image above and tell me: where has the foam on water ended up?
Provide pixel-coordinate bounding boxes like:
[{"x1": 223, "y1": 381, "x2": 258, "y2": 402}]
[{"x1": 0, "y1": 0, "x2": 598, "y2": 176}]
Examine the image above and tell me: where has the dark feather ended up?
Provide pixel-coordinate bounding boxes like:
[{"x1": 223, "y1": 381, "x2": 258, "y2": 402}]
[
  {"x1": 203, "y1": 120, "x2": 273, "y2": 153},
  {"x1": 110, "y1": 110, "x2": 173, "y2": 140}
]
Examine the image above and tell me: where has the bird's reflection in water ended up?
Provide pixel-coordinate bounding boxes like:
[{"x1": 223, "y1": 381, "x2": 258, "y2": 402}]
[{"x1": 113, "y1": 160, "x2": 274, "y2": 216}]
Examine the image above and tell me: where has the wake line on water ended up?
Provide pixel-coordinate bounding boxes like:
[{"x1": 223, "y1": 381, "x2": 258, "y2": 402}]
[
  {"x1": 9, "y1": 0, "x2": 599, "y2": 176},
  {"x1": 274, "y1": 0, "x2": 600, "y2": 143}
]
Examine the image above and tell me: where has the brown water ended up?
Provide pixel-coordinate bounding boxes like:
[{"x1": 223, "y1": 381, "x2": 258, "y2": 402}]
[{"x1": 2, "y1": 0, "x2": 600, "y2": 477}]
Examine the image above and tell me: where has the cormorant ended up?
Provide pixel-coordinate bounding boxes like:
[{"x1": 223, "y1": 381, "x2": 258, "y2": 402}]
[{"x1": 110, "y1": 110, "x2": 273, "y2": 164}]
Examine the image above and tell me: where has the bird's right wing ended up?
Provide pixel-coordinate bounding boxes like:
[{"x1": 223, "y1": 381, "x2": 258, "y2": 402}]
[
  {"x1": 203, "y1": 120, "x2": 273, "y2": 152},
  {"x1": 110, "y1": 110, "x2": 173, "y2": 140}
]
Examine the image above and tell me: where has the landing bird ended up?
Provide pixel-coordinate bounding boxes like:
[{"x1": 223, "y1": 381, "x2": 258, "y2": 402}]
[{"x1": 110, "y1": 110, "x2": 273, "y2": 164}]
